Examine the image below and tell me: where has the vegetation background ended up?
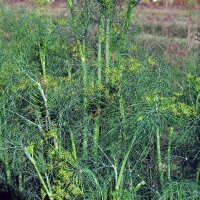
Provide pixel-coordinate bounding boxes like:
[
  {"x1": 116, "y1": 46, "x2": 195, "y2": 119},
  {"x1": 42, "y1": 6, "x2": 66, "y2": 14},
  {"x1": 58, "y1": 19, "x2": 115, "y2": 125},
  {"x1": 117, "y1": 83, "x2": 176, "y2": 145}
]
[{"x1": 0, "y1": 0, "x2": 199, "y2": 199}]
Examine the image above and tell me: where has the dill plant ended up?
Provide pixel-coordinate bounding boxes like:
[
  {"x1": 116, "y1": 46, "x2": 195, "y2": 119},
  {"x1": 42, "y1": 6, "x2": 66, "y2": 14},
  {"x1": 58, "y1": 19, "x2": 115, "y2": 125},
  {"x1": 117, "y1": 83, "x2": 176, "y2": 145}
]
[{"x1": 0, "y1": 1, "x2": 200, "y2": 200}]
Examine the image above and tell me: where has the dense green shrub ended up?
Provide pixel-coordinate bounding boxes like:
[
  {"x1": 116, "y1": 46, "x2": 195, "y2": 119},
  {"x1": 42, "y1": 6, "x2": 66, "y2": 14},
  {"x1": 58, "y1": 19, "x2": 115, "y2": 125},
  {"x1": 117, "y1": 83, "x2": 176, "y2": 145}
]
[{"x1": 0, "y1": 2, "x2": 199, "y2": 199}]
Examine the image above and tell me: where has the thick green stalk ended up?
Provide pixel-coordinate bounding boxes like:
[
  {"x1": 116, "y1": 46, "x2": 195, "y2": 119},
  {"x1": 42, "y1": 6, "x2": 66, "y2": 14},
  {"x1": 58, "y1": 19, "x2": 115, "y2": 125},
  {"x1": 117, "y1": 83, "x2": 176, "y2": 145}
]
[
  {"x1": 134, "y1": 180, "x2": 145, "y2": 193},
  {"x1": 105, "y1": 2, "x2": 111, "y2": 78},
  {"x1": 115, "y1": 136, "x2": 136, "y2": 191},
  {"x1": 66, "y1": 0, "x2": 89, "y2": 156},
  {"x1": 1, "y1": 94, "x2": 15, "y2": 199},
  {"x1": 121, "y1": 0, "x2": 139, "y2": 47},
  {"x1": 38, "y1": 39, "x2": 59, "y2": 150},
  {"x1": 69, "y1": 127, "x2": 77, "y2": 161},
  {"x1": 81, "y1": 36, "x2": 87, "y2": 85},
  {"x1": 82, "y1": 108, "x2": 88, "y2": 157},
  {"x1": 93, "y1": 15, "x2": 103, "y2": 161},
  {"x1": 82, "y1": 36, "x2": 87, "y2": 91},
  {"x1": 196, "y1": 163, "x2": 200, "y2": 197},
  {"x1": 65, "y1": 0, "x2": 87, "y2": 86},
  {"x1": 118, "y1": 85, "x2": 126, "y2": 143},
  {"x1": 37, "y1": 83, "x2": 50, "y2": 126},
  {"x1": 113, "y1": 0, "x2": 141, "y2": 52},
  {"x1": 68, "y1": 66, "x2": 72, "y2": 83},
  {"x1": 37, "y1": 82, "x2": 59, "y2": 150},
  {"x1": 25, "y1": 148, "x2": 53, "y2": 200},
  {"x1": 167, "y1": 127, "x2": 173, "y2": 181},
  {"x1": 39, "y1": 39, "x2": 47, "y2": 81},
  {"x1": 82, "y1": 37, "x2": 88, "y2": 157},
  {"x1": 123, "y1": 1, "x2": 134, "y2": 39},
  {"x1": 19, "y1": 172, "x2": 23, "y2": 192},
  {"x1": 156, "y1": 126, "x2": 164, "y2": 189},
  {"x1": 98, "y1": 14, "x2": 103, "y2": 83},
  {"x1": 196, "y1": 163, "x2": 200, "y2": 183},
  {"x1": 5, "y1": 155, "x2": 15, "y2": 200},
  {"x1": 93, "y1": 116, "x2": 100, "y2": 161},
  {"x1": 118, "y1": 86, "x2": 125, "y2": 124}
]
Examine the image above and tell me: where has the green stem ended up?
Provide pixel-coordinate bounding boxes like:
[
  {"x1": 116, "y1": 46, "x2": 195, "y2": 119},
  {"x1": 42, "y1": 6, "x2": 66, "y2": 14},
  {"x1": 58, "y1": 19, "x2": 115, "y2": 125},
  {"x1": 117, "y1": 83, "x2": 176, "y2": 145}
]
[
  {"x1": 123, "y1": 1, "x2": 134, "y2": 39},
  {"x1": 39, "y1": 39, "x2": 47, "y2": 80},
  {"x1": 105, "y1": 2, "x2": 111, "y2": 82},
  {"x1": 196, "y1": 163, "x2": 200, "y2": 183},
  {"x1": 195, "y1": 94, "x2": 200, "y2": 111},
  {"x1": 168, "y1": 127, "x2": 173, "y2": 182},
  {"x1": 82, "y1": 109, "x2": 88, "y2": 157},
  {"x1": 92, "y1": 14, "x2": 103, "y2": 161},
  {"x1": 66, "y1": 0, "x2": 89, "y2": 156},
  {"x1": 118, "y1": 86, "x2": 125, "y2": 124},
  {"x1": 67, "y1": 64, "x2": 72, "y2": 84},
  {"x1": 118, "y1": 85, "x2": 126, "y2": 143},
  {"x1": 37, "y1": 82, "x2": 59, "y2": 150},
  {"x1": 98, "y1": 14, "x2": 103, "y2": 83},
  {"x1": 69, "y1": 127, "x2": 77, "y2": 161},
  {"x1": 38, "y1": 39, "x2": 59, "y2": 149},
  {"x1": 1, "y1": 96, "x2": 14, "y2": 198},
  {"x1": 19, "y1": 172, "x2": 23, "y2": 192},
  {"x1": 82, "y1": 37, "x2": 89, "y2": 157},
  {"x1": 121, "y1": 0, "x2": 138, "y2": 48},
  {"x1": 156, "y1": 126, "x2": 164, "y2": 189},
  {"x1": 25, "y1": 148, "x2": 53, "y2": 200},
  {"x1": 93, "y1": 116, "x2": 100, "y2": 161},
  {"x1": 5, "y1": 155, "x2": 15, "y2": 199},
  {"x1": 115, "y1": 136, "x2": 136, "y2": 191},
  {"x1": 66, "y1": 0, "x2": 87, "y2": 86},
  {"x1": 134, "y1": 180, "x2": 146, "y2": 193}
]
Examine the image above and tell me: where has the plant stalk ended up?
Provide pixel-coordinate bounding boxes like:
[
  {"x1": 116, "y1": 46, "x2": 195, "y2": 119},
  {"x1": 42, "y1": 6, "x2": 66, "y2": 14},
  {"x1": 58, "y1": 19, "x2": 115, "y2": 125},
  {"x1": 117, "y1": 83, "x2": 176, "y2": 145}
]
[
  {"x1": 118, "y1": 86, "x2": 125, "y2": 124},
  {"x1": 93, "y1": 14, "x2": 103, "y2": 161},
  {"x1": 168, "y1": 127, "x2": 173, "y2": 181},
  {"x1": 82, "y1": 37, "x2": 89, "y2": 157},
  {"x1": 66, "y1": 0, "x2": 89, "y2": 156},
  {"x1": 98, "y1": 14, "x2": 103, "y2": 83},
  {"x1": 196, "y1": 163, "x2": 200, "y2": 183},
  {"x1": 123, "y1": 0, "x2": 134, "y2": 39},
  {"x1": 156, "y1": 126, "x2": 164, "y2": 189},
  {"x1": 39, "y1": 39, "x2": 47, "y2": 81},
  {"x1": 105, "y1": 1, "x2": 111, "y2": 82},
  {"x1": 25, "y1": 148, "x2": 53, "y2": 200},
  {"x1": 115, "y1": 135, "x2": 136, "y2": 191},
  {"x1": 69, "y1": 127, "x2": 77, "y2": 161}
]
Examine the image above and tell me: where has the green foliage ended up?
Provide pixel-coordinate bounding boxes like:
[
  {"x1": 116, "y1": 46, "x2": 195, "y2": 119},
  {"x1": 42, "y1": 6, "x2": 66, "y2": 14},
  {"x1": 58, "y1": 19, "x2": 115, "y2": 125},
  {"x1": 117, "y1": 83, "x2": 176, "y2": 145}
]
[
  {"x1": 162, "y1": 181, "x2": 200, "y2": 200},
  {"x1": 144, "y1": 93, "x2": 197, "y2": 118},
  {"x1": 0, "y1": 2, "x2": 199, "y2": 200},
  {"x1": 111, "y1": 190, "x2": 136, "y2": 200},
  {"x1": 49, "y1": 149, "x2": 83, "y2": 200}
]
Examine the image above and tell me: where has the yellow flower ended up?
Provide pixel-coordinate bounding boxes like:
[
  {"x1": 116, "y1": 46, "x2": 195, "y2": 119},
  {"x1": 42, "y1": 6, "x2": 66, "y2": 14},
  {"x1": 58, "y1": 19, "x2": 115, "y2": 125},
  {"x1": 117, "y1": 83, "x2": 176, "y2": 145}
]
[{"x1": 148, "y1": 56, "x2": 156, "y2": 66}]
